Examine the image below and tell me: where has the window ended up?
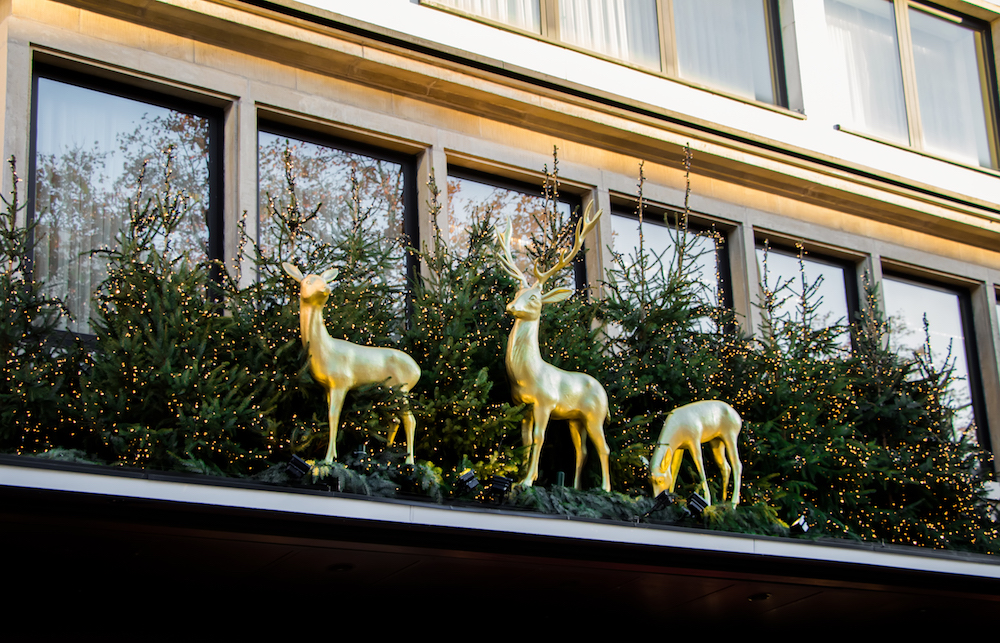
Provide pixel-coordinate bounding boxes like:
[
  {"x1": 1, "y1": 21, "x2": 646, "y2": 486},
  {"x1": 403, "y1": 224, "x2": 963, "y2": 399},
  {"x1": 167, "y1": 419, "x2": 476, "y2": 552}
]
[
  {"x1": 29, "y1": 66, "x2": 221, "y2": 334},
  {"x1": 610, "y1": 210, "x2": 730, "y2": 310},
  {"x1": 882, "y1": 275, "x2": 985, "y2": 442},
  {"x1": 427, "y1": 0, "x2": 787, "y2": 105},
  {"x1": 446, "y1": 169, "x2": 583, "y2": 288},
  {"x1": 257, "y1": 124, "x2": 416, "y2": 297},
  {"x1": 825, "y1": 0, "x2": 998, "y2": 168},
  {"x1": 755, "y1": 242, "x2": 857, "y2": 350}
]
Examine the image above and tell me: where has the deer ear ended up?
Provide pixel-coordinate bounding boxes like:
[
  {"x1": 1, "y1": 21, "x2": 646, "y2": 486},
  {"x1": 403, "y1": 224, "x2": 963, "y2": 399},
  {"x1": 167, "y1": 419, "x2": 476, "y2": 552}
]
[
  {"x1": 319, "y1": 267, "x2": 339, "y2": 282},
  {"x1": 541, "y1": 288, "x2": 573, "y2": 304},
  {"x1": 658, "y1": 448, "x2": 672, "y2": 474},
  {"x1": 282, "y1": 262, "x2": 304, "y2": 282}
]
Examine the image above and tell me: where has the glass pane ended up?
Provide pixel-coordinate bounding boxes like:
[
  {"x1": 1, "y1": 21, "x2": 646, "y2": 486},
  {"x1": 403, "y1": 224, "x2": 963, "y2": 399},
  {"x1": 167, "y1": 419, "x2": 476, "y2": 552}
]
[
  {"x1": 258, "y1": 132, "x2": 406, "y2": 287},
  {"x1": 883, "y1": 277, "x2": 975, "y2": 438},
  {"x1": 33, "y1": 78, "x2": 212, "y2": 334},
  {"x1": 909, "y1": 8, "x2": 992, "y2": 167},
  {"x1": 611, "y1": 213, "x2": 723, "y2": 306},
  {"x1": 559, "y1": 0, "x2": 661, "y2": 70},
  {"x1": 756, "y1": 245, "x2": 851, "y2": 348},
  {"x1": 447, "y1": 175, "x2": 574, "y2": 285},
  {"x1": 673, "y1": 0, "x2": 776, "y2": 103},
  {"x1": 824, "y1": 0, "x2": 908, "y2": 143},
  {"x1": 435, "y1": 0, "x2": 541, "y2": 32}
]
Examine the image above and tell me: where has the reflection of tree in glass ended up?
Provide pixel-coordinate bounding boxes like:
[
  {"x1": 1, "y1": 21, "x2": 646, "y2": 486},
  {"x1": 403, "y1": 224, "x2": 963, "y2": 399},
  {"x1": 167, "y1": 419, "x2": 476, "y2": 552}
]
[
  {"x1": 115, "y1": 111, "x2": 210, "y2": 260},
  {"x1": 35, "y1": 144, "x2": 114, "y2": 333},
  {"x1": 883, "y1": 278, "x2": 974, "y2": 437},
  {"x1": 448, "y1": 175, "x2": 573, "y2": 287},
  {"x1": 258, "y1": 134, "x2": 405, "y2": 287},
  {"x1": 34, "y1": 108, "x2": 211, "y2": 333}
]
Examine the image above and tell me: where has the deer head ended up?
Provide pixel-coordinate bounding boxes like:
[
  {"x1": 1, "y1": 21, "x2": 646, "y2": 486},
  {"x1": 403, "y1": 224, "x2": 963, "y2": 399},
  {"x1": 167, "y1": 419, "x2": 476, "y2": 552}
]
[
  {"x1": 496, "y1": 202, "x2": 602, "y2": 317},
  {"x1": 282, "y1": 262, "x2": 339, "y2": 305}
]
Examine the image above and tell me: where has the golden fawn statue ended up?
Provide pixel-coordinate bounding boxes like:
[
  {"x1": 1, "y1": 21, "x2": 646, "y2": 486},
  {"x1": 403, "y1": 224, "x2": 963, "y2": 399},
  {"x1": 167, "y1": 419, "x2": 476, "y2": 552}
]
[
  {"x1": 496, "y1": 205, "x2": 611, "y2": 491},
  {"x1": 649, "y1": 400, "x2": 743, "y2": 505},
  {"x1": 283, "y1": 262, "x2": 421, "y2": 466}
]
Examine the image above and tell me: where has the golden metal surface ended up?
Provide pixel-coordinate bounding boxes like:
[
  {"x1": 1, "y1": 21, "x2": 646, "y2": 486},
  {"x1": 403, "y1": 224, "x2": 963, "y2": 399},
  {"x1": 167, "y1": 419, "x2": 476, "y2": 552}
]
[
  {"x1": 283, "y1": 262, "x2": 420, "y2": 466},
  {"x1": 495, "y1": 205, "x2": 612, "y2": 491},
  {"x1": 650, "y1": 400, "x2": 743, "y2": 505}
]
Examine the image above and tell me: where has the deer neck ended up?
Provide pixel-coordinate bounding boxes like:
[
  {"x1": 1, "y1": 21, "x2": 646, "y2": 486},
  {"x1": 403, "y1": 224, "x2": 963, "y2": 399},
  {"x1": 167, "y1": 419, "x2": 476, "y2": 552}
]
[
  {"x1": 507, "y1": 317, "x2": 544, "y2": 379},
  {"x1": 298, "y1": 300, "x2": 328, "y2": 351}
]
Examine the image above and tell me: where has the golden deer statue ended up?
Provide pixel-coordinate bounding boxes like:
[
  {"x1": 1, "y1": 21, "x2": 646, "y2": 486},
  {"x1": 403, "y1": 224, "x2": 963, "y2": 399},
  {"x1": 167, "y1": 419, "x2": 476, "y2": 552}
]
[
  {"x1": 495, "y1": 204, "x2": 611, "y2": 492},
  {"x1": 283, "y1": 262, "x2": 421, "y2": 466},
  {"x1": 649, "y1": 400, "x2": 743, "y2": 506}
]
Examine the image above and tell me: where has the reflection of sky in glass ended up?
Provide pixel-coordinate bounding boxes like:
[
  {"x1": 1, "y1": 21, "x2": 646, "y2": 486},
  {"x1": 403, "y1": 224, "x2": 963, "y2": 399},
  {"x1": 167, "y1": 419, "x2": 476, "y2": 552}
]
[
  {"x1": 35, "y1": 78, "x2": 165, "y2": 191},
  {"x1": 883, "y1": 277, "x2": 974, "y2": 436},
  {"x1": 610, "y1": 213, "x2": 719, "y2": 304},
  {"x1": 447, "y1": 175, "x2": 572, "y2": 282},
  {"x1": 757, "y1": 247, "x2": 850, "y2": 331}
]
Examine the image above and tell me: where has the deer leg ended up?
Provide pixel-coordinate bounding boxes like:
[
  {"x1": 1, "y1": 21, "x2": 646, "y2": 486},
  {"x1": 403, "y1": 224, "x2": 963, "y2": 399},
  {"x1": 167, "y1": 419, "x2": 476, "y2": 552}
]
[
  {"x1": 710, "y1": 439, "x2": 731, "y2": 503},
  {"x1": 400, "y1": 403, "x2": 416, "y2": 466},
  {"x1": 669, "y1": 448, "x2": 686, "y2": 493},
  {"x1": 584, "y1": 417, "x2": 611, "y2": 493},
  {"x1": 724, "y1": 434, "x2": 742, "y2": 507},
  {"x1": 521, "y1": 405, "x2": 549, "y2": 488},
  {"x1": 567, "y1": 420, "x2": 586, "y2": 490},
  {"x1": 690, "y1": 443, "x2": 711, "y2": 505},
  {"x1": 521, "y1": 416, "x2": 533, "y2": 449},
  {"x1": 324, "y1": 387, "x2": 347, "y2": 463}
]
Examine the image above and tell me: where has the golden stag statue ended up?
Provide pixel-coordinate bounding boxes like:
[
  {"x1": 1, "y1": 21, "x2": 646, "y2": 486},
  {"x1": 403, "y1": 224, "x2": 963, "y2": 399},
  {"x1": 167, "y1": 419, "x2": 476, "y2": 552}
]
[
  {"x1": 495, "y1": 204, "x2": 611, "y2": 492},
  {"x1": 649, "y1": 400, "x2": 743, "y2": 505},
  {"x1": 283, "y1": 262, "x2": 420, "y2": 466}
]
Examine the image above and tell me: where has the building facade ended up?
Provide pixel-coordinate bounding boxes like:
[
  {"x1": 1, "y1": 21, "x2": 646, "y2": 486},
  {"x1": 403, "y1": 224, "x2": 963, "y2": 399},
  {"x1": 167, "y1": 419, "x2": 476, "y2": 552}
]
[{"x1": 3, "y1": 0, "x2": 1000, "y2": 622}]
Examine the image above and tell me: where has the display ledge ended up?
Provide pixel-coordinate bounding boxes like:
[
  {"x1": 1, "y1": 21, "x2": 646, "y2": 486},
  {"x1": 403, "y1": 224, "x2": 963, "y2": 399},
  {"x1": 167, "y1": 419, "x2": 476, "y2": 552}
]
[{"x1": 1, "y1": 454, "x2": 997, "y2": 582}]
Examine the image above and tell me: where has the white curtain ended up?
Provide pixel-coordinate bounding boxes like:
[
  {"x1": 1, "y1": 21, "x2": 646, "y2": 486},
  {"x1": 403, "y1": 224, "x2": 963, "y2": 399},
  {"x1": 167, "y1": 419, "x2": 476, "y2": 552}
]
[
  {"x1": 908, "y1": 7, "x2": 991, "y2": 167},
  {"x1": 673, "y1": 0, "x2": 775, "y2": 103},
  {"x1": 439, "y1": 0, "x2": 541, "y2": 32},
  {"x1": 823, "y1": 0, "x2": 909, "y2": 143},
  {"x1": 559, "y1": 0, "x2": 661, "y2": 70}
]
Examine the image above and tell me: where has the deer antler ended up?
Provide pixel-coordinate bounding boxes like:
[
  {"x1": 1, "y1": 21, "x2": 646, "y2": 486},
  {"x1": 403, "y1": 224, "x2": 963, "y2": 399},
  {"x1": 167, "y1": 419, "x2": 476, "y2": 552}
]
[
  {"x1": 496, "y1": 218, "x2": 529, "y2": 287},
  {"x1": 532, "y1": 202, "x2": 601, "y2": 288}
]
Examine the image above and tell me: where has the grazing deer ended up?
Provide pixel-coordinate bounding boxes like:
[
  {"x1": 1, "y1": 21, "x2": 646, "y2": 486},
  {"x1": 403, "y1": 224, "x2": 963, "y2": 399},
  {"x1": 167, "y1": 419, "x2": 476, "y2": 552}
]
[
  {"x1": 495, "y1": 204, "x2": 611, "y2": 492},
  {"x1": 649, "y1": 400, "x2": 742, "y2": 506},
  {"x1": 283, "y1": 262, "x2": 420, "y2": 466}
]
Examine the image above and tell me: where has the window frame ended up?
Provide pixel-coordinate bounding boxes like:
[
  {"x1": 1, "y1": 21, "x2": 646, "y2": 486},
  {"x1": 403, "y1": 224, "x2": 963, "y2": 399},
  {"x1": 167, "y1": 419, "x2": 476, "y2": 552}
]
[
  {"x1": 609, "y1": 203, "x2": 734, "y2": 311},
  {"x1": 423, "y1": 0, "x2": 789, "y2": 108},
  {"x1": 881, "y1": 270, "x2": 990, "y2": 448},
  {"x1": 446, "y1": 166, "x2": 588, "y2": 291},
  {"x1": 257, "y1": 119, "x2": 420, "y2": 290},
  {"x1": 754, "y1": 237, "x2": 861, "y2": 350},
  {"x1": 829, "y1": 0, "x2": 1000, "y2": 169},
  {"x1": 27, "y1": 62, "x2": 225, "y2": 337}
]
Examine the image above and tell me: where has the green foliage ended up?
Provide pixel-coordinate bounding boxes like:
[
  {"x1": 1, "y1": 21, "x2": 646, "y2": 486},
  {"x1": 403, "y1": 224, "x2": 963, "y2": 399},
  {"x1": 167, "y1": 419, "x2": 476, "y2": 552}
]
[
  {"x1": 0, "y1": 157, "x2": 82, "y2": 454},
  {"x1": 77, "y1": 154, "x2": 271, "y2": 476},
  {"x1": 405, "y1": 172, "x2": 527, "y2": 479},
  {"x1": 601, "y1": 159, "x2": 741, "y2": 494}
]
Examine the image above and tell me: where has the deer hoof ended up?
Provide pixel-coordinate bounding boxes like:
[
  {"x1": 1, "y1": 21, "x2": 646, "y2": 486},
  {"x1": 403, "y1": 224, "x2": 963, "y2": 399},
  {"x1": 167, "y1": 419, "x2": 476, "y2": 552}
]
[{"x1": 308, "y1": 459, "x2": 335, "y2": 481}]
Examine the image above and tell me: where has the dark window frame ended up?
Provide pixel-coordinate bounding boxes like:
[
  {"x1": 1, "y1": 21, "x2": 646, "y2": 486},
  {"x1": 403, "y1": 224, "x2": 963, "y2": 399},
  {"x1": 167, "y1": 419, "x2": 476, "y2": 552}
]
[
  {"x1": 257, "y1": 119, "x2": 420, "y2": 311},
  {"x1": 610, "y1": 205, "x2": 734, "y2": 310},
  {"x1": 882, "y1": 270, "x2": 990, "y2": 449},
  {"x1": 446, "y1": 165, "x2": 587, "y2": 291},
  {"x1": 27, "y1": 62, "x2": 225, "y2": 341},
  {"x1": 754, "y1": 238, "x2": 862, "y2": 357}
]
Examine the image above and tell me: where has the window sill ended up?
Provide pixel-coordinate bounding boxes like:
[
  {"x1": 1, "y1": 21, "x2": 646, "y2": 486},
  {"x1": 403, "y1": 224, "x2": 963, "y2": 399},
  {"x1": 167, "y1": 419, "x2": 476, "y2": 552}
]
[
  {"x1": 420, "y1": 0, "x2": 805, "y2": 121},
  {"x1": 835, "y1": 125, "x2": 1000, "y2": 179}
]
